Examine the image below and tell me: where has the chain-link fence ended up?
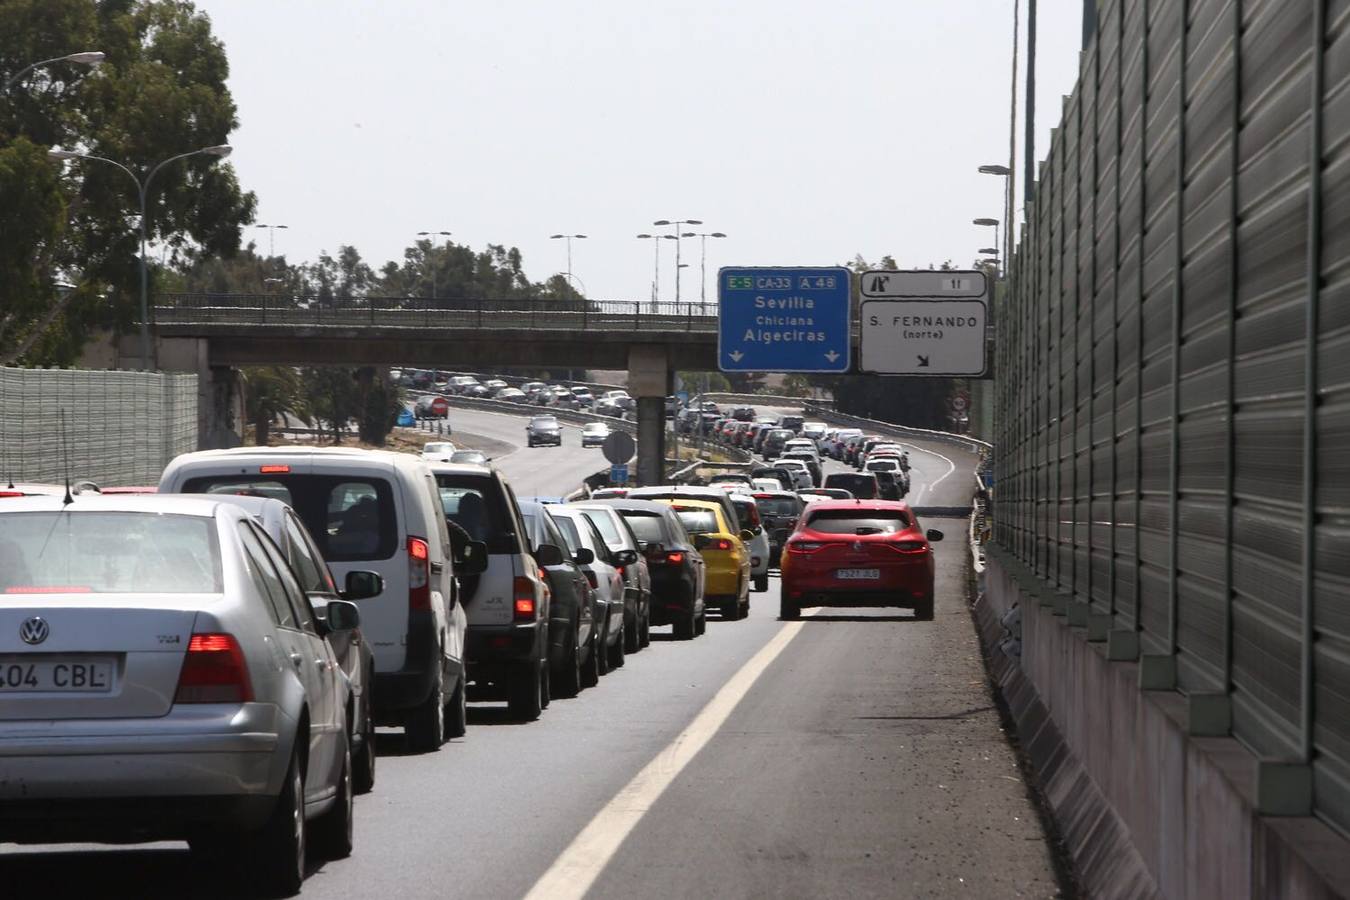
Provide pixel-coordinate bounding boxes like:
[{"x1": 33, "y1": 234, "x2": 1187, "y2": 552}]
[
  {"x1": 995, "y1": 0, "x2": 1348, "y2": 834},
  {"x1": 0, "y1": 367, "x2": 197, "y2": 487}
]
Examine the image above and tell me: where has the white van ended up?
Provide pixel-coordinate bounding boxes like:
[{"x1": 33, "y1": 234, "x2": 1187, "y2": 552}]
[{"x1": 158, "y1": 447, "x2": 473, "y2": 752}]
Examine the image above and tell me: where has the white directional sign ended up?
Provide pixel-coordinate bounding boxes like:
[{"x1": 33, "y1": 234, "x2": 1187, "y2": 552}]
[{"x1": 858, "y1": 269, "x2": 990, "y2": 376}]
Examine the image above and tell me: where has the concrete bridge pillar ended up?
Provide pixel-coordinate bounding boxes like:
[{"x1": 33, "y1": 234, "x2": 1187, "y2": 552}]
[
  {"x1": 158, "y1": 337, "x2": 243, "y2": 450},
  {"x1": 628, "y1": 344, "x2": 670, "y2": 486}
]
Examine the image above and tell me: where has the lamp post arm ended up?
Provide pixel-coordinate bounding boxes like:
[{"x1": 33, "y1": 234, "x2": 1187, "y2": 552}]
[{"x1": 4, "y1": 56, "x2": 70, "y2": 91}]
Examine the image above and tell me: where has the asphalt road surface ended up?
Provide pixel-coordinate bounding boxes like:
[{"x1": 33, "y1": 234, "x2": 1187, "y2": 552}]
[{"x1": 0, "y1": 408, "x2": 1061, "y2": 899}]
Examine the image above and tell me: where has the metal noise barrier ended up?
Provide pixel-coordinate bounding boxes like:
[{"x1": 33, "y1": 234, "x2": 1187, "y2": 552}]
[
  {"x1": 996, "y1": 0, "x2": 1349, "y2": 833},
  {"x1": 0, "y1": 366, "x2": 197, "y2": 488}
]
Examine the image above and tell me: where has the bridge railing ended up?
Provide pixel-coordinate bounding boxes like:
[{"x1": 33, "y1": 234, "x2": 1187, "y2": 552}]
[{"x1": 153, "y1": 293, "x2": 719, "y2": 332}]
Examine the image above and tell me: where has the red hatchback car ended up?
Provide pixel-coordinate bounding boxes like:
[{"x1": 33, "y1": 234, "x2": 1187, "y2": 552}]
[{"x1": 778, "y1": 500, "x2": 943, "y2": 620}]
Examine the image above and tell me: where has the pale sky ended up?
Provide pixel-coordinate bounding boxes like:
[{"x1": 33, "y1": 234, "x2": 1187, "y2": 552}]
[{"x1": 196, "y1": 0, "x2": 1085, "y2": 301}]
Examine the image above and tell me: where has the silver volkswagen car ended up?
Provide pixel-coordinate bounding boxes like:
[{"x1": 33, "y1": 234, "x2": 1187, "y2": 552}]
[{"x1": 0, "y1": 495, "x2": 380, "y2": 896}]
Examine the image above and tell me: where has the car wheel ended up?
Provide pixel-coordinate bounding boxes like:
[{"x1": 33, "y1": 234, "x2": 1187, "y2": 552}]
[
  {"x1": 623, "y1": 609, "x2": 639, "y2": 653},
  {"x1": 695, "y1": 610, "x2": 707, "y2": 635},
  {"x1": 508, "y1": 659, "x2": 543, "y2": 721},
  {"x1": 640, "y1": 607, "x2": 651, "y2": 647},
  {"x1": 914, "y1": 594, "x2": 935, "y2": 621},
  {"x1": 540, "y1": 646, "x2": 552, "y2": 710},
  {"x1": 554, "y1": 622, "x2": 582, "y2": 699},
  {"x1": 312, "y1": 732, "x2": 353, "y2": 860},
  {"x1": 406, "y1": 663, "x2": 445, "y2": 752},
  {"x1": 353, "y1": 696, "x2": 376, "y2": 795},
  {"x1": 753, "y1": 573, "x2": 769, "y2": 593},
  {"x1": 446, "y1": 671, "x2": 467, "y2": 739},
  {"x1": 608, "y1": 622, "x2": 626, "y2": 669},
  {"x1": 583, "y1": 629, "x2": 602, "y2": 686},
  {"x1": 674, "y1": 607, "x2": 696, "y2": 640},
  {"x1": 722, "y1": 599, "x2": 740, "y2": 620},
  {"x1": 780, "y1": 595, "x2": 801, "y2": 620},
  {"x1": 253, "y1": 745, "x2": 306, "y2": 897}
]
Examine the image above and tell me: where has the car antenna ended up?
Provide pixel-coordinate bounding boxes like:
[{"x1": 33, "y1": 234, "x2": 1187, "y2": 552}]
[{"x1": 60, "y1": 409, "x2": 74, "y2": 505}]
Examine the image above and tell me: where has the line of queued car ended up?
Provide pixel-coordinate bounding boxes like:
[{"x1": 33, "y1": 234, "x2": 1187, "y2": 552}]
[{"x1": 0, "y1": 438, "x2": 786, "y2": 895}]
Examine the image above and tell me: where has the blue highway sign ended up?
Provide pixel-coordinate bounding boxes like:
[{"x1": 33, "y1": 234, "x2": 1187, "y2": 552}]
[
  {"x1": 609, "y1": 464, "x2": 629, "y2": 485},
  {"x1": 718, "y1": 266, "x2": 851, "y2": 373}
]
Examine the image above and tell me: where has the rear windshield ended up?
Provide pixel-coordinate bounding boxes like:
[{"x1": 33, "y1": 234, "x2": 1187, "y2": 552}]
[
  {"x1": 755, "y1": 496, "x2": 800, "y2": 517},
  {"x1": 580, "y1": 509, "x2": 623, "y2": 547},
  {"x1": 617, "y1": 511, "x2": 667, "y2": 545},
  {"x1": 423, "y1": 442, "x2": 454, "y2": 454},
  {"x1": 0, "y1": 512, "x2": 222, "y2": 594},
  {"x1": 731, "y1": 499, "x2": 761, "y2": 529},
  {"x1": 435, "y1": 473, "x2": 518, "y2": 554},
  {"x1": 183, "y1": 475, "x2": 397, "y2": 562},
  {"x1": 806, "y1": 509, "x2": 911, "y2": 535},
  {"x1": 672, "y1": 508, "x2": 718, "y2": 535},
  {"x1": 824, "y1": 475, "x2": 878, "y2": 498}
]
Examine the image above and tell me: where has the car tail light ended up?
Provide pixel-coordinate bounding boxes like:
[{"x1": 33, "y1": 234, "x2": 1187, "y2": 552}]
[
  {"x1": 0, "y1": 490, "x2": 25, "y2": 498},
  {"x1": 887, "y1": 541, "x2": 927, "y2": 553},
  {"x1": 714, "y1": 538, "x2": 733, "y2": 551},
  {"x1": 665, "y1": 551, "x2": 685, "y2": 565},
  {"x1": 259, "y1": 464, "x2": 290, "y2": 474},
  {"x1": 788, "y1": 541, "x2": 826, "y2": 553},
  {"x1": 408, "y1": 536, "x2": 431, "y2": 611},
  {"x1": 514, "y1": 576, "x2": 536, "y2": 620},
  {"x1": 175, "y1": 633, "x2": 253, "y2": 703}
]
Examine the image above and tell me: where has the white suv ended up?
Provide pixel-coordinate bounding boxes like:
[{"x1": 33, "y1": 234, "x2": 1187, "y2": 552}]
[{"x1": 159, "y1": 447, "x2": 472, "y2": 752}]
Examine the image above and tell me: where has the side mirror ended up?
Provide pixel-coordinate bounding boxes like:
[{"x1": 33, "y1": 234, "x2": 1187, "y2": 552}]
[
  {"x1": 325, "y1": 599, "x2": 362, "y2": 632},
  {"x1": 573, "y1": 547, "x2": 595, "y2": 566},
  {"x1": 926, "y1": 529, "x2": 945, "y2": 542},
  {"x1": 455, "y1": 539, "x2": 489, "y2": 574},
  {"x1": 343, "y1": 570, "x2": 384, "y2": 601},
  {"x1": 534, "y1": 542, "x2": 564, "y2": 567},
  {"x1": 692, "y1": 533, "x2": 712, "y2": 550},
  {"x1": 739, "y1": 529, "x2": 755, "y2": 542},
  {"x1": 615, "y1": 548, "x2": 639, "y2": 566}
]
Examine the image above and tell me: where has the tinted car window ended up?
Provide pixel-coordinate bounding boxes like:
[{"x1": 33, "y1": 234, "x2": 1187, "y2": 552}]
[
  {"x1": 617, "y1": 511, "x2": 667, "y2": 545},
  {"x1": 805, "y1": 509, "x2": 911, "y2": 534},
  {"x1": 237, "y1": 521, "x2": 295, "y2": 627},
  {"x1": 185, "y1": 475, "x2": 398, "y2": 562},
  {"x1": 283, "y1": 512, "x2": 333, "y2": 594},
  {"x1": 251, "y1": 521, "x2": 316, "y2": 632},
  {"x1": 755, "y1": 496, "x2": 801, "y2": 517},
  {"x1": 672, "y1": 509, "x2": 718, "y2": 534},
  {"x1": 435, "y1": 473, "x2": 519, "y2": 553},
  {"x1": 0, "y1": 512, "x2": 222, "y2": 595},
  {"x1": 823, "y1": 474, "x2": 879, "y2": 499}
]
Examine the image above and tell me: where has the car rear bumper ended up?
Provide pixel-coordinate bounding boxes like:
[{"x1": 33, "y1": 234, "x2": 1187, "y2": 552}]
[
  {"x1": 466, "y1": 622, "x2": 539, "y2": 666},
  {"x1": 782, "y1": 574, "x2": 932, "y2": 607},
  {"x1": 0, "y1": 703, "x2": 291, "y2": 811}
]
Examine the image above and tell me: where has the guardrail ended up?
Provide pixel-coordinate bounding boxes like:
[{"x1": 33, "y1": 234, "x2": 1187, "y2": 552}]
[
  {"x1": 801, "y1": 403, "x2": 991, "y2": 456},
  {"x1": 154, "y1": 294, "x2": 719, "y2": 333},
  {"x1": 432, "y1": 393, "x2": 638, "y2": 434},
  {"x1": 700, "y1": 392, "x2": 832, "y2": 409}
]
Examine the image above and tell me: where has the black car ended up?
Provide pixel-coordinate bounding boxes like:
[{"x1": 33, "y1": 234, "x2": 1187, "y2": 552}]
[
  {"x1": 585, "y1": 498, "x2": 707, "y2": 639},
  {"x1": 520, "y1": 500, "x2": 601, "y2": 697},
  {"x1": 526, "y1": 415, "x2": 563, "y2": 447},
  {"x1": 731, "y1": 405, "x2": 757, "y2": 421},
  {"x1": 752, "y1": 491, "x2": 804, "y2": 567},
  {"x1": 779, "y1": 415, "x2": 805, "y2": 434},
  {"x1": 823, "y1": 471, "x2": 881, "y2": 500},
  {"x1": 761, "y1": 428, "x2": 795, "y2": 459}
]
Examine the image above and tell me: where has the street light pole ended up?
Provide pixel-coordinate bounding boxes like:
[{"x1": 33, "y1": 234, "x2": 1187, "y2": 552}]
[
  {"x1": 973, "y1": 218, "x2": 1000, "y2": 277},
  {"x1": 636, "y1": 233, "x2": 676, "y2": 301},
  {"x1": 49, "y1": 144, "x2": 232, "y2": 370},
  {"x1": 3, "y1": 51, "x2": 104, "y2": 91},
  {"x1": 416, "y1": 230, "x2": 451, "y2": 299},
  {"x1": 689, "y1": 231, "x2": 727, "y2": 308},
  {"x1": 255, "y1": 223, "x2": 289, "y2": 257},
  {"x1": 653, "y1": 219, "x2": 702, "y2": 303},
  {"x1": 549, "y1": 233, "x2": 587, "y2": 293}
]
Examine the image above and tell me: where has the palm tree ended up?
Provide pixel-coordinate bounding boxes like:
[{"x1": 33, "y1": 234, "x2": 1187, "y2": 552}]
[{"x1": 242, "y1": 366, "x2": 309, "y2": 445}]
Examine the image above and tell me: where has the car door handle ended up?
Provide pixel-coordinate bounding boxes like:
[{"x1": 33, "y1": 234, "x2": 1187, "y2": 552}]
[{"x1": 290, "y1": 652, "x2": 304, "y2": 668}]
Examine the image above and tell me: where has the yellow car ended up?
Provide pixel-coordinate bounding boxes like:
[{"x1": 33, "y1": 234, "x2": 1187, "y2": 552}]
[{"x1": 655, "y1": 498, "x2": 751, "y2": 620}]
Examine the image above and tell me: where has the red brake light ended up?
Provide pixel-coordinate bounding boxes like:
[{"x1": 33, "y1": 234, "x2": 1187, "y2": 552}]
[
  {"x1": 513, "y1": 576, "x2": 536, "y2": 620},
  {"x1": 888, "y1": 540, "x2": 927, "y2": 553},
  {"x1": 258, "y1": 464, "x2": 290, "y2": 474},
  {"x1": 665, "y1": 551, "x2": 685, "y2": 564},
  {"x1": 715, "y1": 538, "x2": 733, "y2": 551},
  {"x1": 408, "y1": 536, "x2": 431, "y2": 610},
  {"x1": 0, "y1": 491, "x2": 25, "y2": 498},
  {"x1": 788, "y1": 541, "x2": 825, "y2": 553},
  {"x1": 4, "y1": 585, "x2": 91, "y2": 594},
  {"x1": 175, "y1": 633, "x2": 252, "y2": 703}
]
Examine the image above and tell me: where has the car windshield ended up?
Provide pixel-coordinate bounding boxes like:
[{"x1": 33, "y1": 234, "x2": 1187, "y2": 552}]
[
  {"x1": 805, "y1": 509, "x2": 912, "y2": 535},
  {"x1": 671, "y1": 508, "x2": 718, "y2": 535},
  {"x1": 583, "y1": 424, "x2": 608, "y2": 434},
  {"x1": 0, "y1": 511, "x2": 222, "y2": 594},
  {"x1": 423, "y1": 442, "x2": 453, "y2": 454}
]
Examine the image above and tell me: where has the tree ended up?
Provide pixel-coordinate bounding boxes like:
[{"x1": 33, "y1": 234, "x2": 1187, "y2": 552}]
[
  {"x1": 1, "y1": 0, "x2": 256, "y2": 365},
  {"x1": 302, "y1": 367, "x2": 360, "y2": 444},
  {"x1": 242, "y1": 366, "x2": 308, "y2": 445}
]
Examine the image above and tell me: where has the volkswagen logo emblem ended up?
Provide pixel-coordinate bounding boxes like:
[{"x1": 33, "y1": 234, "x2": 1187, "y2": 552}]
[{"x1": 19, "y1": 617, "x2": 49, "y2": 646}]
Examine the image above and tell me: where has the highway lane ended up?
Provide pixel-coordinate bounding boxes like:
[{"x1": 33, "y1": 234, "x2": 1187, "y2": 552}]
[{"x1": 0, "y1": 409, "x2": 1055, "y2": 899}]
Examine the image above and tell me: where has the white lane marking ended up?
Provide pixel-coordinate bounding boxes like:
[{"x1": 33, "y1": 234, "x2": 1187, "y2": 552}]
[
  {"x1": 522, "y1": 618, "x2": 807, "y2": 900},
  {"x1": 910, "y1": 444, "x2": 957, "y2": 506}
]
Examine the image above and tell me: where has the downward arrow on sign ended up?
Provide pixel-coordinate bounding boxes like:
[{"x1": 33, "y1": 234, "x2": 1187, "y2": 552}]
[
  {"x1": 728, "y1": 350, "x2": 744, "y2": 362},
  {"x1": 917, "y1": 355, "x2": 930, "y2": 367},
  {"x1": 824, "y1": 350, "x2": 840, "y2": 363}
]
